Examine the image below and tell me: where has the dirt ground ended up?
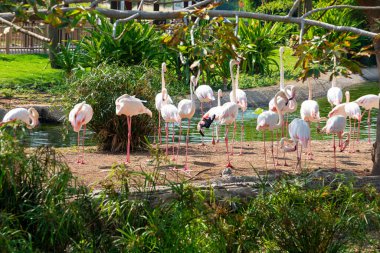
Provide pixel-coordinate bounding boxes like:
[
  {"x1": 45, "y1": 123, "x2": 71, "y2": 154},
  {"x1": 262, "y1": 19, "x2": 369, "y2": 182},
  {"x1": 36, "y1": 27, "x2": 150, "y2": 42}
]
[{"x1": 60, "y1": 139, "x2": 374, "y2": 188}]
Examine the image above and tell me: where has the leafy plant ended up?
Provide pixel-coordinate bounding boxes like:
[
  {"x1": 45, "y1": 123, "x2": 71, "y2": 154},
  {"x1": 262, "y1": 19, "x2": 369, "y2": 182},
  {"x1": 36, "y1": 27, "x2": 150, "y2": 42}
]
[{"x1": 55, "y1": 39, "x2": 85, "y2": 75}]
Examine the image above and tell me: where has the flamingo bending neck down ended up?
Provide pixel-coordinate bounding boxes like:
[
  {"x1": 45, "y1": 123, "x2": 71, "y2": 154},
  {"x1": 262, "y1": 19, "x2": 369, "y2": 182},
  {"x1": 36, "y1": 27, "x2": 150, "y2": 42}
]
[
  {"x1": 2, "y1": 107, "x2": 39, "y2": 129},
  {"x1": 69, "y1": 102, "x2": 93, "y2": 164},
  {"x1": 321, "y1": 115, "x2": 350, "y2": 170},
  {"x1": 354, "y1": 93, "x2": 379, "y2": 143},
  {"x1": 256, "y1": 90, "x2": 287, "y2": 170},
  {"x1": 177, "y1": 75, "x2": 197, "y2": 170},
  {"x1": 280, "y1": 118, "x2": 310, "y2": 170},
  {"x1": 155, "y1": 62, "x2": 173, "y2": 145},
  {"x1": 229, "y1": 59, "x2": 247, "y2": 155},
  {"x1": 116, "y1": 94, "x2": 152, "y2": 164},
  {"x1": 327, "y1": 55, "x2": 343, "y2": 107}
]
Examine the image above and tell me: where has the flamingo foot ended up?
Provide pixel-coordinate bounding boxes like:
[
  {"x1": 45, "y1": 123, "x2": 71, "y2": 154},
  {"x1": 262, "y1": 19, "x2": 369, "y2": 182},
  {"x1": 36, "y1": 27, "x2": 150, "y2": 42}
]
[
  {"x1": 226, "y1": 162, "x2": 233, "y2": 168},
  {"x1": 212, "y1": 138, "x2": 216, "y2": 145},
  {"x1": 284, "y1": 161, "x2": 289, "y2": 167},
  {"x1": 171, "y1": 156, "x2": 176, "y2": 161}
]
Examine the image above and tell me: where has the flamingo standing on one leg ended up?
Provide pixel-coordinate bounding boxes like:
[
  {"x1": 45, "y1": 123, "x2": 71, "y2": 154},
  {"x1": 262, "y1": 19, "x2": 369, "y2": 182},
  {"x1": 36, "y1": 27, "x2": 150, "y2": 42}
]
[
  {"x1": 155, "y1": 62, "x2": 173, "y2": 145},
  {"x1": 280, "y1": 118, "x2": 310, "y2": 171},
  {"x1": 69, "y1": 102, "x2": 93, "y2": 164},
  {"x1": 344, "y1": 92, "x2": 361, "y2": 151},
  {"x1": 192, "y1": 61, "x2": 215, "y2": 145},
  {"x1": 256, "y1": 91, "x2": 287, "y2": 170},
  {"x1": 354, "y1": 93, "x2": 379, "y2": 143},
  {"x1": 321, "y1": 116, "x2": 350, "y2": 170},
  {"x1": 116, "y1": 95, "x2": 152, "y2": 164},
  {"x1": 327, "y1": 55, "x2": 343, "y2": 107},
  {"x1": 161, "y1": 89, "x2": 181, "y2": 159},
  {"x1": 230, "y1": 59, "x2": 247, "y2": 155},
  {"x1": 2, "y1": 107, "x2": 39, "y2": 129},
  {"x1": 177, "y1": 75, "x2": 197, "y2": 170},
  {"x1": 300, "y1": 78, "x2": 325, "y2": 159}
]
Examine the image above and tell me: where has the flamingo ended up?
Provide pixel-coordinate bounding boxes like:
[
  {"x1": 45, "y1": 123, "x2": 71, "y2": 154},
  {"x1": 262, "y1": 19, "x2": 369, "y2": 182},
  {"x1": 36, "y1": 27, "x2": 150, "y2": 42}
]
[
  {"x1": 201, "y1": 89, "x2": 224, "y2": 146},
  {"x1": 2, "y1": 107, "x2": 39, "y2": 129},
  {"x1": 116, "y1": 94, "x2": 152, "y2": 164},
  {"x1": 280, "y1": 118, "x2": 310, "y2": 170},
  {"x1": 354, "y1": 93, "x2": 379, "y2": 143},
  {"x1": 321, "y1": 116, "x2": 350, "y2": 170},
  {"x1": 69, "y1": 102, "x2": 93, "y2": 164},
  {"x1": 300, "y1": 78, "x2": 325, "y2": 159},
  {"x1": 229, "y1": 59, "x2": 247, "y2": 155},
  {"x1": 256, "y1": 90, "x2": 287, "y2": 170},
  {"x1": 161, "y1": 89, "x2": 181, "y2": 159},
  {"x1": 269, "y1": 47, "x2": 297, "y2": 135},
  {"x1": 155, "y1": 62, "x2": 173, "y2": 144},
  {"x1": 327, "y1": 55, "x2": 343, "y2": 107},
  {"x1": 177, "y1": 75, "x2": 197, "y2": 170},
  {"x1": 197, "y1": 73, "x2": 240, "y2": 168}
]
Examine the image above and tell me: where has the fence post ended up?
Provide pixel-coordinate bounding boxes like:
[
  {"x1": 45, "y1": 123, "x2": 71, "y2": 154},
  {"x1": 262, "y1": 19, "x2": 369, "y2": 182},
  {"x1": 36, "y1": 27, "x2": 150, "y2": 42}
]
[
  {"x1": 5, "y1": 27, "x2": 11, "y2": 54},
  {"x1": 43, "y1": 24, "x2": 48, "y2": 54}
]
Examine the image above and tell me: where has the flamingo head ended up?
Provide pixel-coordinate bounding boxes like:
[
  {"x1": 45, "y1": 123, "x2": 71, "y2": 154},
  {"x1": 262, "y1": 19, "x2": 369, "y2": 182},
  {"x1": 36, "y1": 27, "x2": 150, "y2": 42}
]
[
  {"x1": 190, "y1": 75, "x2": 197, "y2": 88},
  {"x1": 197, "y1": 115, "x2": 216, "y2": 136},
  {"x1": 229, "y1": 59, "x2": 240, "y2": 68},
  {"x1": 217, "y1": 89, "x2": 223, "y2": 98},
  {"x1": 28, "y1": 107, "x2": 40, "y2": 128},
  {"x1": 279, "y1": 46, "x2": 284, "y2": 54},
  {"x1": 162, "y1": 62, "x2": 167, "y2": 72}
]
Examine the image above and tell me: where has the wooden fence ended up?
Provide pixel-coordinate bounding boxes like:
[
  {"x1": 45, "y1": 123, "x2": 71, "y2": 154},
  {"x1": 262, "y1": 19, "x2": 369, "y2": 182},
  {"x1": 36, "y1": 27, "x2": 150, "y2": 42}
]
[{"x1": 0, "y1": 22, "x2": 88, "y2": 54}]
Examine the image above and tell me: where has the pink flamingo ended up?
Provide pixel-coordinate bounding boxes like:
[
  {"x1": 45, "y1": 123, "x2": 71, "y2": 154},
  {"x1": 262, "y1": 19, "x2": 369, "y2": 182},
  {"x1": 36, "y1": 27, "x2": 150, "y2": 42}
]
[
  {"x1": 280, "y1": 118, "x2": 310, "y2": 170},
  {"x1": 229, "y1": 59, "x2": 247, "y2": 155},
  {"x1": 69, "y1": 102, "x2": 93, "y2": 164},
  {"x1": 161, "y1": 89, "x2": 181, "y2": 159},
  {"x1": 116, "y1": 94, "x2": 152, "y2": 164},
  {"x1": 327, "y1": 55, "x2": 343, "y2": 107},
  {"x1": 2, "y1": 107, "x2": 39, "y2": 129},
  {"x1": 177, "y1": 75, "x2": 197, "y2": 170},
  {"x1": 321, "y1": 116, "x2": 350, "y2": 170},
  {"x1": 257, "y1": 90, "x2": 287, "y2": 170},
  {"x1": 354, "y1": 93, "x2": 379, "y2": 143},
  {"x1": 207, "y1": 89, "x2": 223, "y2": 145},
  {"x1": 155, "y1": 62, "x2": 173, "y2": 144}
]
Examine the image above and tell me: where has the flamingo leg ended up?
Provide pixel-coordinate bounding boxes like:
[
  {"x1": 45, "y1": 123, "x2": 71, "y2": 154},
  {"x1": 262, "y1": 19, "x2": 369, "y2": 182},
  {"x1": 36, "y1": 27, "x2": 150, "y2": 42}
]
[
  {"x1": 353, "y1": 119, "x2": 356, "y2": 152},
  {"x1": 158, "y1": 112, "x2": 161, "y2": 145},
  {"x1": 81, "y1": 124, "x2": 86, "y2": 164},
  {"x1": 165, "y1": 122, "x2": 169, "y2": 156},
  {"x1": 263, "y1": 131, "x2": 267, "y2": 171},
  {"x1": 212, "y1": 124, "x2": 215, "y2": 145},
  {"x1": 357, "y1": 118, "x2": 361, "y2": 144},
  {"x1": 184, "y1": 119, "x2": 191, "y2": 171},
  {"x1": 231, "y1": 121, "x2": 236, "y2": 156},
  {"x1": 349, "y1": 118, "x2": 352, "y2": 152},
  {"x1": 285, "y1": 114, "x2": 289, "y2": 138},
  {"x1": 216, "y1": 124, "x2": 220, "y2": 143},
  {"x1": 177, "y1": 121, "x2": 182, "y2": 161},
  {"x1": 126, "y1": 116, "x2": 132, "y2": 164},
  {"x1": 296, "y1": 142, "x2": 300, "y2": 171},
  {"x1": 271, "y1": 131, "x2": 276, "y2": 168},
  {"x1": 225, "y1": 125, "x2": 233, "y2": 168},
  {"x1": 201, "y1": 103, "x2": 204, "y2": 146},
  {"x1": 171, "y1": 122, "x2": 175, "y2": 160},
  {"x1": 76, "y1": 131, "x2": 81, "y2": 163},
  {"x1": 368, "y1": 110, "x2": 371, "y2": 143},
  {"x1": 333, "y1": 134, "x2": 336, "y2": 171},
  {"x1": 239, "y1": 111, "x2": 244, "y2": 156},
  {"x1": 276, "y1": 129, "x2": 280, "y2": 166}
]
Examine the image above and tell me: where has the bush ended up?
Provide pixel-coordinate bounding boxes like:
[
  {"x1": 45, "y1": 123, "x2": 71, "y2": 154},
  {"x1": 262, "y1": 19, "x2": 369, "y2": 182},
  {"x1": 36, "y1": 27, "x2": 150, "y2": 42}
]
[{"x1": 63, "y1": 64, "x2": 163, "y2": 152}]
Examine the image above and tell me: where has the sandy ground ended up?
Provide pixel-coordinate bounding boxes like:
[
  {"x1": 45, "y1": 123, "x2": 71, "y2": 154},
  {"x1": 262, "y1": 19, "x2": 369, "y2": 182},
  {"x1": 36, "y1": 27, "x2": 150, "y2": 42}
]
[{"x1": 60, "y1": 139, "x2": 374, "y2": 188}]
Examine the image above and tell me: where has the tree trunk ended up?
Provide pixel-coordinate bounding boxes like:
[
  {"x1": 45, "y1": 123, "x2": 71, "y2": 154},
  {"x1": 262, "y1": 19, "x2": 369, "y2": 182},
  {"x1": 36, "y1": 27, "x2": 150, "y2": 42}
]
[
  {"x1": 304, "y1": 0, "x2": 312, "y2": 12},
  {"x1": 48, "y1": 24, "x2": 60, "y2": 69},
  {"x1": 371, "y1": 36, "x2": 380, "y2": 175}
]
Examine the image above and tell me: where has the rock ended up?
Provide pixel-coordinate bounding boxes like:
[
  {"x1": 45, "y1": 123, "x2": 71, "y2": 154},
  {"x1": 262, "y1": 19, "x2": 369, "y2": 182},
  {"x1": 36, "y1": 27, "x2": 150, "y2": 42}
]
[{"x1": 221, "y1": 168, "x2": 233, "y2": 177}]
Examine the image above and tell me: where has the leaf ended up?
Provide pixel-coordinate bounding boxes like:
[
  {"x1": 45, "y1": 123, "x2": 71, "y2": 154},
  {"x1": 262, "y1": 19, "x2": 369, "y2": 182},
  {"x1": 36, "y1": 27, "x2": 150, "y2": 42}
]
[{"x1": 253, "y1": 108, "x2": 264, "y2": 115}]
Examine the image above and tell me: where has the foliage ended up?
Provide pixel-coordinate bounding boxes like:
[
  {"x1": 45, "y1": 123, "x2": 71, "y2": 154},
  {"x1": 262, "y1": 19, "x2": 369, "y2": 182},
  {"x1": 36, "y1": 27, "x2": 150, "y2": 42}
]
[
  {"x1": 0, "y1": 128, "x2": 379, "y2": 251},
  {"x1": 238, "y1": 19, "x2": 291, "y2": 75},
  {"x1": 256, "y1": 0, "x2": 294, "y2": 15},
  {"x1": 55, "y1": 39, "x2": 85, "y2": 75},
  {"x1": 63, "y1": 64, "x2": 167, "y2": 152},
  {"x1": 80, "y1": 14, "x2": 162, "y2": 68}
]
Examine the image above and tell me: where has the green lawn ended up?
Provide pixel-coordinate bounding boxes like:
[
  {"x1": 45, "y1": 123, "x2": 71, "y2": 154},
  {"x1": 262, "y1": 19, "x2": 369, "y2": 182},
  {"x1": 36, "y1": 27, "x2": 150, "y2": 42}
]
[{"x1": 0, "y1": 54, "x2": 63, "y2": 92}]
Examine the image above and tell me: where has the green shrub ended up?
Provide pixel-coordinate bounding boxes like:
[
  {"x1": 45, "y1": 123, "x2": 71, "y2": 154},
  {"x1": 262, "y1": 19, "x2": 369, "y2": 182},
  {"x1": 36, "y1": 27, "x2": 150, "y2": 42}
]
[{"x1": 63, "y1": 64, "x2": 163, "y2": 152}]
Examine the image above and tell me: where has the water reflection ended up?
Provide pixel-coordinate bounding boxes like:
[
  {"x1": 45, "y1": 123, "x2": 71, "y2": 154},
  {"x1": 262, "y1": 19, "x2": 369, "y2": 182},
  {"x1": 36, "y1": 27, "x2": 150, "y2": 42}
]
[{"x1": 23, "y1": 82, "x2": 379, "y2": 147}]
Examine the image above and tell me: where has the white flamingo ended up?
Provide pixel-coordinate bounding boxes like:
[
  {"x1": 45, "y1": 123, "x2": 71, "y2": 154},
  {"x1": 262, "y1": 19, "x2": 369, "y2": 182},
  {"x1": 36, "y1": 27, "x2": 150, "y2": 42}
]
[
  {"x1": 321, "y1": 115, "x2": 350, "y2": 170},
  {"x1": 354, "y1": 93, "x2": 379, "y2": 143},
  {"x1": 256, "y1": 90, "x2": 287, "y2": 170},
  {"x1": 155, "y1": 62, "x2": 173, "y2": 144},
  {"x1": 269, "y1": 47, "x2": 297, "y2": 135},
  {"x1": 327, "y1": 56, "x2": 343, "y2": 107},
  {"x1": 2, "y1": 107, "x2": 39, "y2": 129},
  {"x1": 209, "y1": 89, "x2": 223, "y2": 144},
  {"x1": 69, "y1": 102, "x2": 93, "y2": 164},
  {"x1": 116, "y1": 94, "x2": 152, "y2": 164},
  {"x1": 177, "y1": 75, "x2": 197, "y2": 170},
  {"x1": 161, "y1": 89, "x2": 181, "y2": 159},
  {"x1": 229, "y1": 59, "x2": 247, "y2": 155},
  {"x1": 280, "y1": 118, "x2": 310, "y2": 170},
  {"x1": 300, "y1": 78, "x2": 324, "y2": 159}
]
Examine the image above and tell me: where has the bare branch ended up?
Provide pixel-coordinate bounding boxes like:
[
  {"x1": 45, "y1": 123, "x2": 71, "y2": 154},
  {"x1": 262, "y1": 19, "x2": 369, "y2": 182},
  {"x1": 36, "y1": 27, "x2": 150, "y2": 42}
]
[
  {"x1": 182, "y1": 0, "x2": 213, "y2": 10},
  {"x1": 301, "y1": 5, "x2": 380, "y2": 19},
  {"x1": 287, "y1": 0, "x2": 301, "y2": 17},
  {"x1": 0, "y1": 16, "x2": 50, "y2": 42},
  {"x1": 299, "y1": 20, "x2": 305, "y2": 44},
  {"x1": 112, "y1": 13, "x2": 140, "y2": 38}
]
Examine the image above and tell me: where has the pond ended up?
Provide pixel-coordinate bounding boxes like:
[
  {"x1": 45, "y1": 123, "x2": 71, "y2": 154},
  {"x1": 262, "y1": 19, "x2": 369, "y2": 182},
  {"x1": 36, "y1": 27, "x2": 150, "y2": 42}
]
[{"x1": 23, "y1": 81, "x2": 379, "y2": 147}]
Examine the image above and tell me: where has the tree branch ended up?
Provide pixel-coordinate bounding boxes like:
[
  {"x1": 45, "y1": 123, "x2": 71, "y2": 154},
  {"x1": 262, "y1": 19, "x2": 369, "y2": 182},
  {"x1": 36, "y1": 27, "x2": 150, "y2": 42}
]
[
  {"x1": 112, "y1": 12, "x2": 140, "y2": 38},
  {"x1": 0, "y1": 16, "x2": 50, "y2": 42},
  {"x1": 301, "y1": 5, "x2": 380, "y2": 19},
  {"x1": 287, "y1": 0, "x2": 301, "y2": 17}
]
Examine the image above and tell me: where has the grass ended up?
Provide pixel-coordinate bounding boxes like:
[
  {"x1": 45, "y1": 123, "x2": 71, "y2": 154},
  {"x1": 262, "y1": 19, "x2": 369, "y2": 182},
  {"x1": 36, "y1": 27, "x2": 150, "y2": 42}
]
[{"x1": 0, "y1": 54, "x2": 64, "y2": 93}]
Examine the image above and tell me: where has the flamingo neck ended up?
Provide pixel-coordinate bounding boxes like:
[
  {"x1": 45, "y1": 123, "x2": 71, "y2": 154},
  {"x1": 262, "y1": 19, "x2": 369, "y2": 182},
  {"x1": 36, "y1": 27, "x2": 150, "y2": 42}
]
[
  {"x1": 230, "y1": 62, "x2": 235, "y2": 90},
  {"x1": 346, "y1": 92, "x2": 350, "y2": 103},
  {"x1": 274, "y1": 92, "x2": 284, "y2": 128},
  {"x1": 190, "y1": 80, "x2": 193, "y2": 101},
  {"x1": 280, "y1": 51, "x2": 284, "y2": 90},
  {"x1": 161, "y1": 69, "x2": 166, "y2": 91},
  {"x1": 235, "y1": 64, "x2": 240, "y2": 90},
  {"x1": 218, "y1": 93, "x2": 221, "y2": 107}
]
